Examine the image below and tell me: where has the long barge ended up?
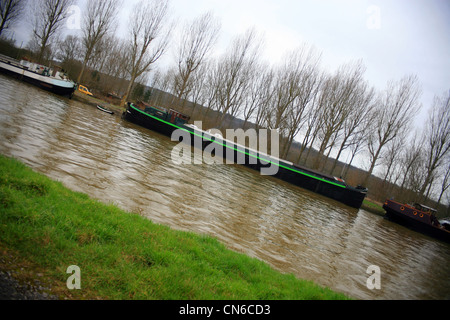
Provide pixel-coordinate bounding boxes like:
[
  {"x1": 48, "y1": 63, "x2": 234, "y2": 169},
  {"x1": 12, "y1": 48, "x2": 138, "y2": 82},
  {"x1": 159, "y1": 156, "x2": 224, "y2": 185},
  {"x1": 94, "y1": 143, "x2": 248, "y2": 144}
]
[
  {"x1": 0, "y1": 54, "x2": 76, "y2": 98},
  {"x1": 123, "y1": 102, "x2": 368, "y2": 209}
]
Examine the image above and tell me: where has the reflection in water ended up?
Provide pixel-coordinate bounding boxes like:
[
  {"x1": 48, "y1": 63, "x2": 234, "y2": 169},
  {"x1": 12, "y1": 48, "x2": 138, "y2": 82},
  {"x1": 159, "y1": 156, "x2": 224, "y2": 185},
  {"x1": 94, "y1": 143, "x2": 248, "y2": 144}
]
[{"x1": 0, "y1": 74, "x2": 449, "y2": 300}]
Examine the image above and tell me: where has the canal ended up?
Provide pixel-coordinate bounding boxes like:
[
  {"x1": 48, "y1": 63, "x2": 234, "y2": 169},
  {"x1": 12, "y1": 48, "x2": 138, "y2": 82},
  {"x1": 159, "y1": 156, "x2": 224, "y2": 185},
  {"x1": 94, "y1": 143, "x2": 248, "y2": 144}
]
[{"x1": 0, "y1": 74, "x2": 449, "y2": 300}]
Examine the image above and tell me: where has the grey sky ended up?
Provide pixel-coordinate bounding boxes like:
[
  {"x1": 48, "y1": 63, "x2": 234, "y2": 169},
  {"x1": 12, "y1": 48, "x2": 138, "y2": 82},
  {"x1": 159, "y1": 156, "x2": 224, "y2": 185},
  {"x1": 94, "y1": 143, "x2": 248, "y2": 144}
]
[
  {"x1": 4, "y1": 0, "x2": 449, "y2": 178},
  {"x1": 8, "y1": 0, "x2": 450, "y2": 120},
  {"x1": 160, "y1": 0, "x2": 449, "y2": 114}
]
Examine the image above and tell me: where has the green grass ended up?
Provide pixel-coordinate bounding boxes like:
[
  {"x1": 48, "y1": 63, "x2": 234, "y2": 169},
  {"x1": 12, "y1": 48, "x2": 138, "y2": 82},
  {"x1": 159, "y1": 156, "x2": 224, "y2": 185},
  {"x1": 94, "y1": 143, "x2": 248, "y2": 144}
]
[
  {"x1": 361, "y1": 199, "x2": 386, "y2": 216},
  {"x1": 0, "y1": 154, "x2": 350, "y2": 300}
]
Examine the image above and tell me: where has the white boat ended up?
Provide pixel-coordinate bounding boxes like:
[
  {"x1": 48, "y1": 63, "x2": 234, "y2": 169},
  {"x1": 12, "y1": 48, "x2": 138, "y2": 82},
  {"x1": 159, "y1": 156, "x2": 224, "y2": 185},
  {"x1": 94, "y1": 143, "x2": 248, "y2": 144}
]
[
  {"x1": 97, "y1": 105, "x2": 114, "y2": 115},
  {"x1": 0, "y1": 54, "x2": 77, "y2": 98}
]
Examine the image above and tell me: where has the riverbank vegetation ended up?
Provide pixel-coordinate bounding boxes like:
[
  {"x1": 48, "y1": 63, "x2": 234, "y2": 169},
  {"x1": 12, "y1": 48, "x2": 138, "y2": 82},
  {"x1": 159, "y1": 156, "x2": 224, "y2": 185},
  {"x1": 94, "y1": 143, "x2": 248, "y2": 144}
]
[
  {"x1": 361, "y1": 199, "x2": 385, "y2": 216},
  {"x1": 1, "y1": 0, "x2": 449, "y2": 216},
  {"x1": 0, "y1": 155, "x2": 350, "y2": 300}
]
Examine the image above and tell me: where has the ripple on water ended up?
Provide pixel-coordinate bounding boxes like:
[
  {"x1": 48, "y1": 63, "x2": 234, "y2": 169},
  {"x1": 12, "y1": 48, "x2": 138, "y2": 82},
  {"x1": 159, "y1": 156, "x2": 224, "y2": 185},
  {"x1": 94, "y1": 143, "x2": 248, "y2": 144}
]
[{"x1": 0, "y1": 74, "x2": 449, "y2": 300}]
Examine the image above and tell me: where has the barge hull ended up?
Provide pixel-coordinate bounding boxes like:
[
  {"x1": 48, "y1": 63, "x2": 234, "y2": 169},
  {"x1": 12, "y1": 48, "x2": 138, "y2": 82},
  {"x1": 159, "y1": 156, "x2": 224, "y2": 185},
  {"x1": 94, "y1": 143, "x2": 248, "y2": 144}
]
[
  {"x1": 0, "y1": 59, "x2": 76, "y2": 98},
  {"x1": 123, "y1": 104, "x2": 367, "y2": 209}
]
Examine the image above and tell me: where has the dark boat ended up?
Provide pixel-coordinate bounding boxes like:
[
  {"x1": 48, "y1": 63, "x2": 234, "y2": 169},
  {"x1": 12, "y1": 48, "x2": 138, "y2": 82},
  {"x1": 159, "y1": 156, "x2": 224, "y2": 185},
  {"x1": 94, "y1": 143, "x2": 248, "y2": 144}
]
[
  {"x1": 122, "y1": 102, "x2": 368, "y2": 209},
  {"x1": 123, "y1": 101, "x2": 190, "y2": 136},
  {"x1": 383, "y1": 199, "x2": 450, "y2": 243},
  {"x1": 97, "y1": 105, "x2": 114, "y2": 115},
  {"x1": 0, "y1": 54, "x2": 76, "y2": 98}
]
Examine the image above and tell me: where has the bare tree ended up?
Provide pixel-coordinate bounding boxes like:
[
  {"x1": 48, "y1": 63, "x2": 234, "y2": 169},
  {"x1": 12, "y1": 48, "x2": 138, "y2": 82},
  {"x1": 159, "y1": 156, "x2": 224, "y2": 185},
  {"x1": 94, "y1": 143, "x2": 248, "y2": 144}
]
[
  {"x1": 240, "y1": 61, "x2": 270, "y2": 129},
  {"x1": 101, "y1": 36, "x2": 128, "y2": 76},
  {"x1": 87, "y1": 35, "x2": 113, "y2": 73},
  {"x1": 54, "y1": 34, "x2": 81, "y2": 76},
  {"x1": 406, "y1": 154, "x2": 427, "y2": 202},
  {"x1": 214, "y1": 28, "x2": 262, "y2": 128},
  {"x1": 200, "y1": 59, "x2": 222, "y2": 124},
  {"x1": 77, "y1": 0, "x2": 122, "y2": 83},
  {"x1": 172, "y1": 11, "x2": 220, "y2": 107},
  {"x1": 341, "y1": 127, "x2": 370, "y2": 179},
  {"x1": 437, "y1": 162, "x2": 450, "y2": 206},
  {"x1": 188, "y1": 60, "x2": 211, "y2": 118},
  {"x1": 253, "y1": 68, "x2": 275, "y2": 131},
  {"x1": 90, "y1": 35, "x2": 130, "y2": 94},
  {"x1": 418, "y1": 92, "x2": 450, "y2": 201},
  {"x1": 363, "y1": 75, "x2": 422, "y2": 186},
  {"x1": 398, "y1": 132, "x2": 424, "y2": 194},
  {"x1": 380, "y1": 133, "x2": 406, "y2": 187},
  {"x1": 30, "y1": 0, "x2": 74, "y2": 64},
  {"x1": 314, "y1": 61, "x2": 367, "y2": 170},
  {"x1": 147, "y1": 68, "x2": 174, "y2": 106},
  {"x1": 267, "y1": 50, "x2": 307, "y2": 136},
  {"x1": 296, "y1": 96, "x2": 326, "y2": 165},
  {"x1": 328, "y1": 83, "x2": 375, "y2": 175},
  {"x1": 0, "y1": 0, "x2": 25, "y2": 37},
  {"x1": 120, "y1": 0, "x2": 171, "y2": 106},
  {"x1": 278, "y1": 45, "x2": 322, "y2": 159},
  {"x1": 55, "y1": 34, "x2": 80, "y2": 62}
]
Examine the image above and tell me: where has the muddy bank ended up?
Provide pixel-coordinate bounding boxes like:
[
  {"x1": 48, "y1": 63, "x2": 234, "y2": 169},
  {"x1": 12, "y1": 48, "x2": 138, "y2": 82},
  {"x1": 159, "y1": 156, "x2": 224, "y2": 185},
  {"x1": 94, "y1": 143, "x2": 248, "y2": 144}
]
[
  {"x1": 72, "y1": 91, "x2": 125, "y2": 117},
  {"x1": 0, "y1": 270, "x2": 57, "y2": 300},
  {"x1": 0, "y1": 245, "x2": 58, "y2": 300}
]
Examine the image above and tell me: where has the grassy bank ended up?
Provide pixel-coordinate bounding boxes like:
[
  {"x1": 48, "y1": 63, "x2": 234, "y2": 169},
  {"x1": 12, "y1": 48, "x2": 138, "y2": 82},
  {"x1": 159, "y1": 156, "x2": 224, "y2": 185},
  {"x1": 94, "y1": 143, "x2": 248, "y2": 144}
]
[
  {"x1": 0, "y1": 155, "x2": 350, "y2": 300},
  {"x1": 361, "y1": 199, "x2": 386, "y2": 216}
]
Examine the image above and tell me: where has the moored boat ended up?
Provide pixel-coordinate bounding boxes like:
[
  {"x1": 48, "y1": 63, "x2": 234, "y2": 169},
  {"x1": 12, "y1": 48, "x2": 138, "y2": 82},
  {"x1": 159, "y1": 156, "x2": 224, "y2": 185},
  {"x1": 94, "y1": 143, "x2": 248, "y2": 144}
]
[
  {"x1": 97, "y1": 105, "x2": 114, "y2": 115},
  {"x1": 383, "y1": 199, "x2": 450, "y2": 243},
  {"x1": 0, "y1": 54, "x2": 76, "y2": 98},
  {"x1": 122, "y1": 101, "x2": 190, "y2": 136},
  {"x1": 122, "y1": 102, "x2": 368, "y2": 209}
]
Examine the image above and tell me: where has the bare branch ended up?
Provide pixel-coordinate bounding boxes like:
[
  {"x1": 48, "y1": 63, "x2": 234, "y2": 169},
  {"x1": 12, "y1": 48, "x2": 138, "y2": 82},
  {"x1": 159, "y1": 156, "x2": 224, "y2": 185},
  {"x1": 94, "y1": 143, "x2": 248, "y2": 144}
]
[
  {"x1": 121, "y1": 0, "x2": 171, "y2": 105},
  {"x1": 0, "y1": 0, "x2": 25, "y2": 37},
  {"x1": 419, "y1": 91, "x2": 450, "y2": 200},
  {"x1": 173, "y1": 11, "x2": 221, "y2": 101},
  {"x1": 30, "y1": 0, "x2": 75, "y2": 63},
  {"x1": 77, "y1": 0, "x2": 122, "y2": 83},
  {"x1": 363, "y1": 74, "x2": 422, "y2": 185},
  {"x1": 213, "y1": 28, "x2": 263, "y2": 128}
]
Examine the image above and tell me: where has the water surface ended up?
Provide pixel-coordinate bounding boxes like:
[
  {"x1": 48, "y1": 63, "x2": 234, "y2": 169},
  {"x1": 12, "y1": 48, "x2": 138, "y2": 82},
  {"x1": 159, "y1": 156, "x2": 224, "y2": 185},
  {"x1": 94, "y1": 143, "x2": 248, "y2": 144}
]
[{"x1": 0, "y1": 74, "x2": 449, "y2": 300}]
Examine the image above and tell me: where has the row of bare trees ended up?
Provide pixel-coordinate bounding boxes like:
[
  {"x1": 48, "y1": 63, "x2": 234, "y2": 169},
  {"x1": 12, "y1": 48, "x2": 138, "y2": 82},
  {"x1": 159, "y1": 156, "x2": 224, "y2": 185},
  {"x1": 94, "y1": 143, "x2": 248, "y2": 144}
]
[
  {"x1": 2, "y1": 0, "x2": 74, "y2": 63},
  {"x1": 136, "y1": 8, "x2": 448, "y2": 206},
  {"x1": 151, "y1": 24, "x2": 449, "y2": 206},
  {"x1": 2, "y1": 0, "x2": 171, "y2": 105},
  {"x1": 0, "y1": 0, "x2": 25, "y2": 37},
  {"x1": 3, "y1": 0, "x2": 449, "y2": 207},
  {"x1": 378, "y1": 93, "x2": 450, "y2": 206}
]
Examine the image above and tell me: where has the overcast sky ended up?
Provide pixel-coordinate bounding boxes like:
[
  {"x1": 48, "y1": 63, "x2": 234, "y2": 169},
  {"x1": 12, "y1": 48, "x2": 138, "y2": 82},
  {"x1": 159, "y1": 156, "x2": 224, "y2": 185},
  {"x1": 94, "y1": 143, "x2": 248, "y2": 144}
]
[
  {"x1": 9, "y1": 0, "x2": 450, "y2": 115},
  {"x1": 163, "y1": 0, "x2": 450, "y2": 113},
  {"x1": 5, "y1": 0, "x2": 449, "y2": 176}
]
